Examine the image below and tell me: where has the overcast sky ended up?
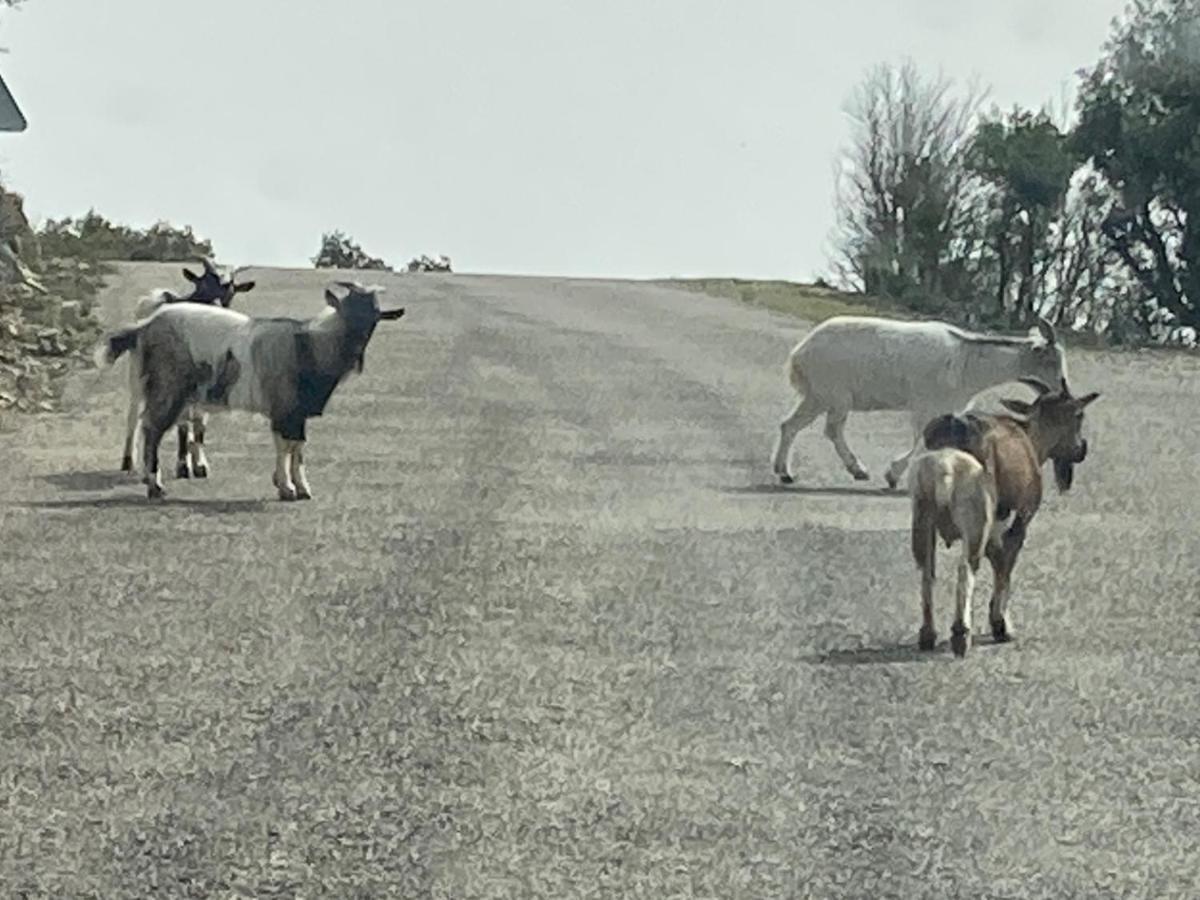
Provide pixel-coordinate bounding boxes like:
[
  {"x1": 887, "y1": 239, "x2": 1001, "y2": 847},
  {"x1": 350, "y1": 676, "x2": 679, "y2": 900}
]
[{"x1": 0, "y1": 0, "x2": 1128, "y2": 280}]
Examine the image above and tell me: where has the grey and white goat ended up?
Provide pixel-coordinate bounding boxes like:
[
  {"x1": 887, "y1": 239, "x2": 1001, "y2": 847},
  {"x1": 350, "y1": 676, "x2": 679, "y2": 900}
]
[
  {"x1": 121, "y1": 257, "x2": 257, "y2": 477},
  {"x1": 771, "y1": 315, "x2": 1068, "y2": 489},
  {"x1": 96, "y1": 280, "x2": 404, "y2": 501}
]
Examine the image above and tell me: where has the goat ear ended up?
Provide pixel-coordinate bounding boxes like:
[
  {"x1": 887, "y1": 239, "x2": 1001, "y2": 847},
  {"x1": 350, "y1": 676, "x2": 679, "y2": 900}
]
[
  {"x1": 234, "y1": 280, "x2": 256, "y2": 293},
  {"x1": 1000, "y1": 398, "x2": 1033, "y2": 416},
  {"x1": 1074, "y1": 391, "x2": 1100, "y2": 408},
  {"x1": 324, "y1": 289, "x2": 341, "y2": 310},
  {"x1": 182, "y1": 268, "x2": 200, "y2": 283},
  {"x1": 1036, "y1": 317, "x2": 1057, "y2": 345},
  {"x1": 379, "y1": 307, "x2": 406, "y2": 320}
]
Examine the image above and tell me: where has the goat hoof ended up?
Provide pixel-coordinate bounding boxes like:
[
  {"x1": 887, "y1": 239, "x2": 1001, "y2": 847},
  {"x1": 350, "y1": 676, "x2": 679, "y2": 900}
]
[
  {"x1": 194, "y1": 464, "x2": 208, "y2": 479},
  {"x1": 991, "y1": 620, "x2": 1011, "y2": 643},
  {"x1": 277, "y1": 485, "x2": 298, "y2": 502},
  {"x1": 884, "y1": 472, "x2": 899, "y2": 490},
  {"x1": 778, "y1": 473, "x2": 794, "y2": 485},
  {"x1": 950, "y1": 625, "x2": 971, "y2": 657},
  {"x1": 176, "y1": 462, "x2": 191, "y2": 479},
  {"x1": 120, "y1": 456, "x2": 133, "y2": 473},
  {"x1": 295, "y1": 487, "x2": 312, "y2": 500},
  {"x1": 147, "y1": 484, "x2": 165, "y2": 500},
  {"x1": 918, "y1": 628, "x2": 937, "y2": 651},
  {"x1": 852, "y1": 468, "x2": 870, "y2": 482}
]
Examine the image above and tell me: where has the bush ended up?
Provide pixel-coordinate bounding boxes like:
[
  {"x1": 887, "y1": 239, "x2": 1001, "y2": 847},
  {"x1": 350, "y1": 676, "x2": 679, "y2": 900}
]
[
  {"x1": 405, "y1": 254, "x2": 452, "y2": 273},
  {"x1": 36, "y1": 210, "x2": 214, "y2": 263},
  {"x1": 312, "y1": 230, "x2": 392, "y2": 271}
]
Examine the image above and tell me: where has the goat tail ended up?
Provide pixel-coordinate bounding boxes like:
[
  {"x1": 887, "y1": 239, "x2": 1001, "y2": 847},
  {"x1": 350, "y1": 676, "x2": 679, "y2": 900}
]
[
  {"x1": 932, "y1": 467, "x2": 956, "y2": 512},
  {"x1": 93, "y1": 326, "x2": 141, "y2": 368},
  {"x1": 785, "y1": 352, "x2": 808, "y2": 395}
]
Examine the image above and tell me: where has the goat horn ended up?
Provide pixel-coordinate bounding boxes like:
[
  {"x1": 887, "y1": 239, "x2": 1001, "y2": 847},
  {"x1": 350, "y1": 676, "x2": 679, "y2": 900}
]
[
  {"x1": 193, "y1": 255, "x2": 218, "y2": 273},
  {"x1": 1017, "y1": 376, "x2": 1053, "y2": 395}
]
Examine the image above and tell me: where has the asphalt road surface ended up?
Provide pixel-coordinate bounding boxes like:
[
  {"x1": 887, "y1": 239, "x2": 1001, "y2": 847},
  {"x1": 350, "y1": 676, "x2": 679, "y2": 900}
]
[{"x1": 1, "y1": 262, "x2": 1197, "y2": 898}]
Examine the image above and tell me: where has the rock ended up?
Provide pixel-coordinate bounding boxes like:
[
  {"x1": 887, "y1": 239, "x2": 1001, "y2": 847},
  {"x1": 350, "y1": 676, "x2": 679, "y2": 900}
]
[{"x1": 59, "y1": 301, "x2": 84, "y2": 327}]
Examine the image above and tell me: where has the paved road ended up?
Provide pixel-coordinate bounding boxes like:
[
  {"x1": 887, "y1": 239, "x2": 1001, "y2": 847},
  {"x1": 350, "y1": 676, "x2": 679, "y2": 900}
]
[{"x1": 1, "y1": 262, "x2": 1197, "y2": 897}]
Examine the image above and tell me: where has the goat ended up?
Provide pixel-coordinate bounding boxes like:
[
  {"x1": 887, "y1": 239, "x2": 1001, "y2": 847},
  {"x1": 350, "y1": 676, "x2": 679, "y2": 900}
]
[
  {"x1": 95, "y1": 280, "x2": 405, "y2": 501},
  {"x1": 771, "y1": 315, "x2": 1068, "y2": 489},
  {"x1": 914, "y1": 375, "x2": 1100, "y2": 654},
  {"x1": 908, "y1": 435, "x2": 997, "y2": 657},
  {"x1": 121, "y1": 257, "x2": 257, "y2": 478}
]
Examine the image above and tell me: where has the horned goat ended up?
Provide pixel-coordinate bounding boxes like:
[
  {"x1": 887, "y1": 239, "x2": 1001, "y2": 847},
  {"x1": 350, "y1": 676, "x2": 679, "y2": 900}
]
[
  {"x1": 914, "y1": 375, "x2": 1100, "y2": 655},
  {"x1": 95, "y1": 280, "x2": 404, "y2": 501},
  {"x1": 120, "y1": 257, "x2": 257, "y2": 478},
  {"x1": 771, "y1": 315, "x2": 1068, "y2": 489}
]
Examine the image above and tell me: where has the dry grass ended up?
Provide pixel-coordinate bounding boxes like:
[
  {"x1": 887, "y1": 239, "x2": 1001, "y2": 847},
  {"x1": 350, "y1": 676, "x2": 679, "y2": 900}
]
[{"x1": 654, "y1": 277, "x2": 908, "y2": 325}]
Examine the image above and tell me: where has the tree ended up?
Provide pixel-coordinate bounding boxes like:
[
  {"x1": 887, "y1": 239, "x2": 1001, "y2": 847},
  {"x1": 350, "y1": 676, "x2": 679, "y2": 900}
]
[
  {"x1": 830, "y1": 59, "x2": 989, "y2": 311},
  {"x1": 1071, "y1": 0, "x2": 1200, "y2": 340},
  {"x1": 966, "y1": 107, "x2": 1078, "y2": 325}
]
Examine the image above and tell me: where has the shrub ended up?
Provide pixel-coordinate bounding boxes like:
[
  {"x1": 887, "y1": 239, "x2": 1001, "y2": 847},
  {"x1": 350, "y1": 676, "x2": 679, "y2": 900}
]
[{"x1": 312, "y1": 230, "x2": 392, "y2": 271}]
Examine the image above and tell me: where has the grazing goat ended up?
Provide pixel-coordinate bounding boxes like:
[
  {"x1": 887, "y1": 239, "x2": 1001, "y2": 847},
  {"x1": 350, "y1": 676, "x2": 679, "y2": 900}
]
[
  {"x1": 913, "y1": 375, "x2": 1100, "y2": 655},
  {"x1": 95, "y1": 280, "x2": 404, "y2": 501},
  {"x1": 771, "y1": 315, "x2": 1068, "y2": 489},
  {"x1": 121, "y1": 257, "x2": 257, "y2": 478}
]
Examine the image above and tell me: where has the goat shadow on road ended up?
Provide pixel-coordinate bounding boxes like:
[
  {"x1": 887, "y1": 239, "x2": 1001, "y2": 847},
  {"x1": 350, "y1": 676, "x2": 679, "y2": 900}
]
[
  {"x1": 808, "y1": 638, "x2": 1007, "y2": 666},
  {"x1": 14, "y1": 494, "x2": 272, "y2": 515},
  {"x1": 34, "y1": 471, "x2": 272, "y2": 515},
  {"x1": 39, "y1": 469, "x2": 139, "y2": 492},
  {"x1": 721, "y1": 482, "x2": 910, "y2": 500}
]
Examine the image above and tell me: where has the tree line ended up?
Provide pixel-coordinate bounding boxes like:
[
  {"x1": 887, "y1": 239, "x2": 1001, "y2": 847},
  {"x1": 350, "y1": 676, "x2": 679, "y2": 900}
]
[{"x1": 830, "y1": 0, "x2": 1200, "y2": 346}]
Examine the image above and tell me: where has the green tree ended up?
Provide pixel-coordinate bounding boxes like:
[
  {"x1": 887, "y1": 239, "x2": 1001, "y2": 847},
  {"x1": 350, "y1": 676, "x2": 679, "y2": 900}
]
[
  {"x1": 1071, "y1": 0, "x2": 1200, "y2": 338},
  {"x1": 967, "y1": 107, "x2": 1078, "y2": 325}
]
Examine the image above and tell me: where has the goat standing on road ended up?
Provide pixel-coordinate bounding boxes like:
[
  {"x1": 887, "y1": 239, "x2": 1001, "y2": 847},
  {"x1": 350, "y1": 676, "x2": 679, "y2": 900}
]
[
  {"x1": 95, "y1": 280, "x2": 404, "y2": 501},
  {"x1": 771, "y1": 315, "x2": 1068, "y2": 489},
  {"x1": 913, "y1": 376, "x2": 1100, "y2": 655},
  {"x1": 120, "y1": 257, "x2": 257, "y2": 477}
]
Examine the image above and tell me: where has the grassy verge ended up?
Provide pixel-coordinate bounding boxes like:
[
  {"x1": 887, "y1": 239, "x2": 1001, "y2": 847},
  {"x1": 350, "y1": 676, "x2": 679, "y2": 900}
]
[
  {"x1": 654, "y1": 278, "x2": 913, "y2": 324},
  {"x1": 658, "y1": 277, "x2": 1200, "y2": 355}
]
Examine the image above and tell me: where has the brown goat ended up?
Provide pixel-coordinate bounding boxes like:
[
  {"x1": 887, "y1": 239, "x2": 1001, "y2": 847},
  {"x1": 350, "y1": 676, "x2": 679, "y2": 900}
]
[{"x1": 916, "y1": 375, "x2": 1100, "y2": 652}]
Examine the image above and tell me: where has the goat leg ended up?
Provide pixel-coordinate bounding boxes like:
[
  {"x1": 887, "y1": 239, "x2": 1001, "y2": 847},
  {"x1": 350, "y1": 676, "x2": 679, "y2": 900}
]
[
  {"x1": 918, "y1": 542, "x2": 937, "y2": 651},
  {"x1": 291, "y1": 441, "x2": 312, "y2": 500},
  {"x1": 141, "y1": 421, "x2": 166, "y2": 500},
  {"x1": 189, "y1": 412, "x2": 209, "y2": 478},
  {"x1": 950, "y1": 552, "x2": 979, "y2": 657},
  {"x1": 988, "y1": 516, "x2": 1028, "y2": 642},
  {"x1": 175, "y1": 422, "x2": 192, "y2": 479}
]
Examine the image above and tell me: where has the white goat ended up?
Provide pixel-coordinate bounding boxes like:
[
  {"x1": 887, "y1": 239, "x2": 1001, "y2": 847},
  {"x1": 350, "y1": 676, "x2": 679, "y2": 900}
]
[
  {"x1": 120, "y1": 259, "x2": 257, "y2": 477},
  {"x1": 908, "y1": 443, "x2": 997, "y2": 657},
  {"x1": 96, "y1": 281, "x2": 405, "y2": 501},
  {"x1": 770, "y1": 315, "x2": 1067, "y2": 488}
]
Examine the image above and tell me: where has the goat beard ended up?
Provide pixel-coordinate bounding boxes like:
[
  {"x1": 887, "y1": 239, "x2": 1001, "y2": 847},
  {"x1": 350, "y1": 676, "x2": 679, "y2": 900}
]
[
  {"x1": 1052, "y1": 457, "x2": 1075, "y2": 492},
  {"x1": 1052, "y1": 438, "x2": 1088, "y2": 492}
]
